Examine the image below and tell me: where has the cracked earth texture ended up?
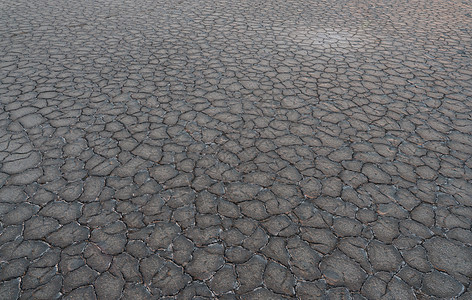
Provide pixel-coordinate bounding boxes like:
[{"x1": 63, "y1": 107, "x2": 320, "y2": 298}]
[{"x1": 0, "y1": 0, "x2": 472, "y2": 299}]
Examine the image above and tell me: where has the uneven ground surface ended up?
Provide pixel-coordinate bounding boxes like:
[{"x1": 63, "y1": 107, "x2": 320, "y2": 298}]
[{"x1": 1, "y1": 0, "x2": 472, "y2": 299}]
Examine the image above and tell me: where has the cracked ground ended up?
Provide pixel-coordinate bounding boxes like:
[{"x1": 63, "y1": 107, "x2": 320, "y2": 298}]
[{"x1": 0, "y1": 0, "x2": 472, "y2": 299}]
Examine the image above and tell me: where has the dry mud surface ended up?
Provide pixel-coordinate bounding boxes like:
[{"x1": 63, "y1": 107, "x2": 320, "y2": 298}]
[{"x1": 0, "y1": 0, "x2": 472, "y2": 299}]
